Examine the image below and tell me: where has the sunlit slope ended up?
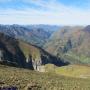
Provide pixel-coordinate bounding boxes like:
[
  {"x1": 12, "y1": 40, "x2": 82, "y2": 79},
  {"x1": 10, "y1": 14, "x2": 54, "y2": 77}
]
[
  {"x1": 55, "y1": 65, "x2": 90, "y2": 78},
  {"x1": 45, "y1": 25, "x2": 90, "y2": 65},
  {"x1": 19, "y1": 41, "x2": 41, "y2": 59}
]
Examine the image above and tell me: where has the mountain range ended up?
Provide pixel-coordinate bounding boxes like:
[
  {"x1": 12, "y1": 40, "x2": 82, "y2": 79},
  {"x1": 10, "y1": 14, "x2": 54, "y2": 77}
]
[
  {"x1": 0, "y1": 32, "x2": 68, "y2": 72},
  {"x1": 0, "y1": 24, "x2": 90, "y2": 70},
  {"x1": 0, "y1": 24, "x2": 60, "y2": 47},
  {"x1": 44, "y1": 25, "x2": 90, "y2": 65},
  {"x1": 0, "y1": 24, "x2": 90, "y2": 90}
]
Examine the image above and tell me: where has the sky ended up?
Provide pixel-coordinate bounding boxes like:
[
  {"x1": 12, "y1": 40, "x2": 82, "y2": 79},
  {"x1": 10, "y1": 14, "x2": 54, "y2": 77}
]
[{"x1": 0, "y1": 0, "x2": 90, "y2": 25}]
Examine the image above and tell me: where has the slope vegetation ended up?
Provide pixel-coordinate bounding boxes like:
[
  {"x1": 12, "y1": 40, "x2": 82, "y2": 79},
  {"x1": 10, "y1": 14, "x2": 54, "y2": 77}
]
[
  {"x1": 55, "y1": 65, "x2": 90, "y2": 78},
  {"x1": 0, "y1": 32, "x2": 67, "y2": 71},
  {"x1": 0, "y1": 65, "x2": 90, "y2": 90},
  {"x1": 45, "y1": 25, "x2": 90, "y2": 65}
]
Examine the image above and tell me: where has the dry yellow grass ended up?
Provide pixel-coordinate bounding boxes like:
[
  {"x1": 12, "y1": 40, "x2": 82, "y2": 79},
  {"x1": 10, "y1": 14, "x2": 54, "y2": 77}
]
[
  {"x1": 55, "y1": 65, "x2": 90, "y2": 78},
  {"x1": 0, "y1": 64, "x2": 90, "y2": 90}
]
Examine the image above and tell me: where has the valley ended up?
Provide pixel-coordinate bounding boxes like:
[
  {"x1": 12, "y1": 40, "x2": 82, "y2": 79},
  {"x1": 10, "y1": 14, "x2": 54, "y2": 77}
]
[
  {"x1": 0, "y1": 25, "x2": 90, "y2": 90},
  {"x1": 0, "y1": 0, "x2": 90, "y2": 89},
  {"x1": 44, "y1": 25, "x2": 90, "y2": 65}
]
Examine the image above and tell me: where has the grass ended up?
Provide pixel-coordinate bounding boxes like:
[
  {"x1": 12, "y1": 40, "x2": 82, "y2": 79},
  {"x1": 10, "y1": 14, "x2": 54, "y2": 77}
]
[
  {"x1": 19, "y1": 41, "x2": 41, "y2": 59},
  {"x1": 55, "y1": 65, "x2": 90, "y2": 78},
  {"x1": 65, "y1": 52, "x2": 90, "y2": 64},
  {"x1": 0, "y1": 65, "x2": 90, "y2": 90}
]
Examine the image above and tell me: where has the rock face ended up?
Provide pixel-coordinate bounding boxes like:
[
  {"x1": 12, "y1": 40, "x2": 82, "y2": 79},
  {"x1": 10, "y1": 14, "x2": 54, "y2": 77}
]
[
  {"x1": 0, "y1": 49, "x2": 4, "y2": 61},
  {"x1": 32, "y1": 58, "x2": 42, "y2": 71},
  {"x1": 25, "y1": 55, "x2": 45, "y2": 72},
  {"x1": 25, "y1": 55, "x2": 43, "y2": 71}
]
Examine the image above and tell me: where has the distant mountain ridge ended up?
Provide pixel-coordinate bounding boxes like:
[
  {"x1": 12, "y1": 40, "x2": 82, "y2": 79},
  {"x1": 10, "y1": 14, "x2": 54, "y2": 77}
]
[
  {"x1": 0, "y1": 24, "x2": 60, "y2": 47},
  {"x1": 1, "y1": 24, "x2": 90, "y2": 69},
  {"x1": 83, "y1": 25, "x2": 90, "y2": 32}
]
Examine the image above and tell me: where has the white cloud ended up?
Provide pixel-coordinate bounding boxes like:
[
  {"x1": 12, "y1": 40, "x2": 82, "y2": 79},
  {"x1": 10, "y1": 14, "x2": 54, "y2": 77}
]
[{"x1": 0, "y1": 0, "x2": 90, "y2": 25}]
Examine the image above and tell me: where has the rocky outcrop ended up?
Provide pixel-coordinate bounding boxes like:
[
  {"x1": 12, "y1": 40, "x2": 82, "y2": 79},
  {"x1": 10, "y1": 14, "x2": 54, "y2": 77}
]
[
  {"x1": 32, "y1": 58, "x2": 42, "y2": 71},
  {"x1": 0, "y1": 49, "x2": 4, "y2": 61},
  {"x1": 25, "y1": 55, "x2": 45, "y2": 72}
]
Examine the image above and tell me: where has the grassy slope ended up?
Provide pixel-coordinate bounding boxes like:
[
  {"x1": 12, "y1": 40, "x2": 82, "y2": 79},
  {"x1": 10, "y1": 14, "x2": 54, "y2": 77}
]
[
  {"x1": 0, "y1": 65, "x2": 90, "y2": 90},
  {"x1": 55, "y1": 65, "x2": 90, "y2": 78},
  {"x1": 19, "y1": 41, "x2": 40, "y2": 59},
  {"x1": 64, "y1": 52, "x2": 90, "y2": 64}
]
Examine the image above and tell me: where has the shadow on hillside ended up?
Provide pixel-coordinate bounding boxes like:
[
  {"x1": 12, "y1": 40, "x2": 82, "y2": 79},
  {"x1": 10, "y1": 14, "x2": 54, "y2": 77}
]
[
  {"x1": 41, "y1": 55, "x2": 70, "y2": 67},
  {"x1": 0, "y1": 35, "x2": 69, "y2": 70},
  {"x1": 0, "y1": 39, "x2": 27, "y2": 68}
]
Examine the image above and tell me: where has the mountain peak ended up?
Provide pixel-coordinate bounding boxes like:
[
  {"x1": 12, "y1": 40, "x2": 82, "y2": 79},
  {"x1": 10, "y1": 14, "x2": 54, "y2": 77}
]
[{"x1": 83, "y1": 25, "x2": 90, "y2": 32}]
